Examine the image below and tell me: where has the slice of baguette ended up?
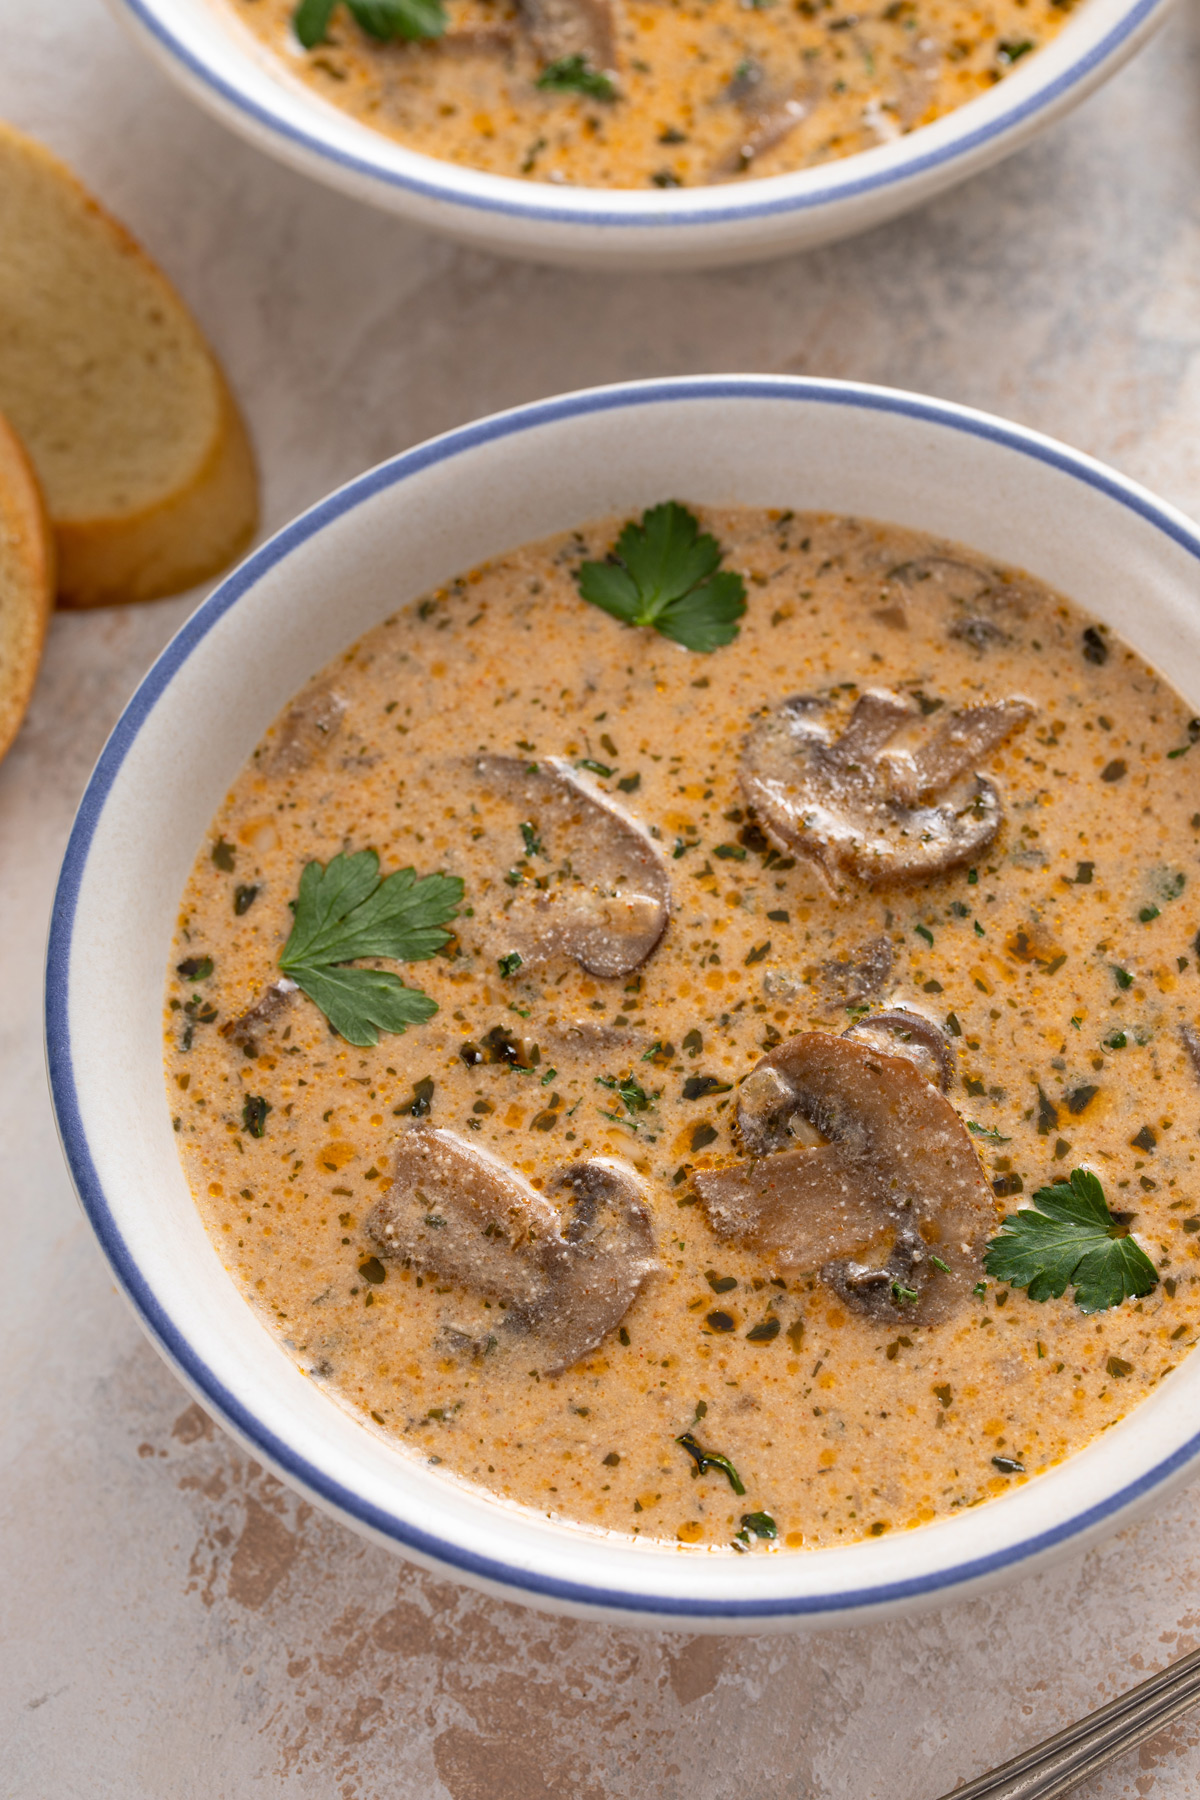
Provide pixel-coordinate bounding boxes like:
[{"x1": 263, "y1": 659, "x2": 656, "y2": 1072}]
[
  {"x1": 0, "y1": 122, "x2": 258, "y2": 608},
  {"x1": 0, "y1": 409, "x2": 53, "y2": 763}
]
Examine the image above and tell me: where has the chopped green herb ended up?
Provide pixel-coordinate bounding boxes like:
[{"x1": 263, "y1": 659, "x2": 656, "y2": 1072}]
[
  {"x1": 234, "y1": 883, "x2": 259, "y2": 916},
  {"x1": 713, "y1": 843, "x2": 747, "y2": 861},
  {"x1": 519, "y1": 821, "x2": 544, "y2": 858},
  {"x1": 930, "y1": 1255, "x2": 952, "y2": 1274},
  {"x1": 577, "y1": 758, "x2": 614, "y2": 778},
  {"x1": 682, "y1": 1074, "x2": 731, "y2": 1099},
  {"x1": 705, "y1": 1270, "x2": 737, "y2": 1293},
  {"x1": 1081, "y1": 626, "x2": 1108, "y2": 665},
  {"x1": 997, "y1": 37, "x2": 1034, "y2": 61},
  {"x1": 498, "y1": 952, "x2": 523, "y2": 979},
  {"x1": 745, "y1": 1317, "x2": 781, "y2": 1343},
  {"x1": 682, "y1": 1028, "x2": 703, "y2": 1056},
  {"x1": 576, "y1": 502, "x2": 747, "y2": 654},
  {"x1": 242, "y1": 1094, "x2": 271, "y2": 1138},
  {"x1": 536, "y1": 53, "x2": 618, "y2": 99},
  {"x1": 744, "y1": 941, "x2": 771, "y2": 965},
  {"x1": 968, "y1": 1121, "x2": 1011, "y2": 1143},
  {"x1": 676, "y1": 1431, "x2": 746, "y2": 1494},
  {"x1": 211, "y1": 837, "x2": 236, "y2": 872},
  {"x1": 915, "y1": 924, "x2": 934, "y2": 947},
  {"x1": 1112, "y1": 965, "x2": 1134, "y2": 990},
  {"x1": 176, "y1": 955, "x2": 213, "y2": 980},
  {"x1": 278, "y1": 849, "x2": 461, "y2": 1047},
  {"x1": 891, "y1": 1283, "x2": 919, "y2": 1304},
  {"x1": 983, "y1": 1166, "x2": 1158, "y2": 1313},
  {"x1": 293, "y1": 0, "x2": 446, "y2": 49},
  {"x1": 737, "y1": 1510, "x2": 777, "y2": 1542},
  {"x1": 597, "y1": 1073, "x2": 652, "y2": 1114},
  {"x1": 617, "y1": 772, "x2": 641, "y2": 793},
  {"x1": 992, "y1": 1455, "x2": 1025, "y2": 1474}
]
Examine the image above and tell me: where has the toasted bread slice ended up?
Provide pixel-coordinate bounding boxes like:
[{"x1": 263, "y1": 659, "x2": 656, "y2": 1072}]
[
  {"x1": 0, "y1": 410, "x2": 53, "y2": 763},
  {"x1": 0, "y1": 122, "x2": 258, "y2": 608}
]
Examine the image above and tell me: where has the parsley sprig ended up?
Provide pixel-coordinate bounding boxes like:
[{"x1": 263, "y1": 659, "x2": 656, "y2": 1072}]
[
  {"x1": 293, "y1": 0, "x2": 446, "y2": 50},
  {"x1": 279, "y1": 850, "x2": 462, "y2": 1047},
  {"x1": 576, "y1": 503, "x2": 747, "y2": 654},
  {"x1": 983, "y1": 1167, "x2": 1158, "y2": 1314},
  {"x1": 536, "y1": 55, "x2": 618, "y2": 100}
]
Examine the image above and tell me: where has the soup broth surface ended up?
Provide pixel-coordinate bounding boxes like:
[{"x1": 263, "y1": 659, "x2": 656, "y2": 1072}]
[
  {"x1": 166, "y1": 505, "x2": 1200, "y2": 1552},
  {"x1": 225, "y1": 0, "x2": 1078, "y2": 188}
]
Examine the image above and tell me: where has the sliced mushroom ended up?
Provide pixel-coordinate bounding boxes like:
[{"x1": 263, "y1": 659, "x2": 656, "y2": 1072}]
[
  {"x1": 366, "y1": 1127, "x2": 656, "y2": 1372},
  {"x1": 219, "y1": 977, "x2": 297, "y2": 1057},
  {"x1": 474, "y1": 754, "x2": 672, "y2": 977},
  {"x1": 520, "y1": 0, "x2": 619, "y2": 72},
  {"x1": 715, "y1": 63, "x2": 810, "y2": 176},
  {"x1": 893, "y1": 33, "x2": 941, "y2": 129},
  {"x1": 949, "y1": 616, "x2": 1009, "y2": 653},
  {"x1": 739, "y1": 687, "x2": 1033, "y2": 884},
  {"x1": 262, "y1": 683, "x2": 346, "y2": 777},
  {"x1": 819, "y1": 934, "x2": 893, "y2": 1006},
  {"x1": 843, "y1": 1007, "x2": 953, "y2": 1091},
  {"x1": 1182, "y1": 1023, "x2": 1200, "y2": 1082},
  {"x1": 694, "y1": 1032, "x2": 994, "y2": 1322},
  {"x1": 517, "y1": 1160, "x2": 657, "y2": 1373}
]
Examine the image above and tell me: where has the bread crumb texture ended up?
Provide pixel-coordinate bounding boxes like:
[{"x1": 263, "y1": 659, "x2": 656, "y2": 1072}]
[{"x1": 0, "y1": 122, "x2": 258, "y2": 607}]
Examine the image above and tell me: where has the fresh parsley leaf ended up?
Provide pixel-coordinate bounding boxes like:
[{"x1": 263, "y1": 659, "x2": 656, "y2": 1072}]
[
  {"x1": 983, "y1": 1166, "x2": 1158, "y2": 1314},
  {"x1": 576, "y1": 503, "x2": 747, "y2": 654},
  {"x1": 293, "y1": 0, "x2": 445, "y2": 50},
  {"x1": 536, "y1": 54, "x2": 618, "y2": 100},
  {"x1": 289, "y1": 963, "x2": 438, "y2": 1045},
  {"x1": 279, "y1": 850, "x2": 461, "y2": 1048}
]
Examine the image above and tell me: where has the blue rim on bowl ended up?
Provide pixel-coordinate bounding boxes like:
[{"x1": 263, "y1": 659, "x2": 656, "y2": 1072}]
[
  {"x1": 109, "y1": 0, "x2": 1175, "y2": 260},
  {"x1": 45, "y1": 376, "x2": 1200, "y2": 1624}
]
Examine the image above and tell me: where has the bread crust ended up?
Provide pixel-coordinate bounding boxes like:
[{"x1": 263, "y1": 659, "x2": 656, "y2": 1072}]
[
  {"x1": 55, "y1": 364, "x2": 258, "y2": 609},
  {"x1": 0, "y1": 122, "x2": 259, "y2": 609},
  {"x1": 0, "y1": 410, "x2": 53, "y2": 763}
]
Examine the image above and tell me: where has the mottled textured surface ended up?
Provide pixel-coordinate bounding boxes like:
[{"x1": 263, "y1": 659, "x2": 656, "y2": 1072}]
[{"x1": 6, "y1": 2, "x2": 1200, "y2": 1792}]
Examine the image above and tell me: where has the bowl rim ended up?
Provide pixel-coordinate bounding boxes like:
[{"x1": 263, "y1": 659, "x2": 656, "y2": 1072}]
[
  {"x1": 45, "y1": 375, "x2": 1200, "y2": 1621},
  {"x1": 115, "y1": 0, "x2": 1171, "y2": 230}
]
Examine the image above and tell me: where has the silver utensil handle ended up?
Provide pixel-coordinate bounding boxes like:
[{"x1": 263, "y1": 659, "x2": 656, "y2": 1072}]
[{"x1": 935, "y1": 1643, "x2": 1200, "y2": 1799}]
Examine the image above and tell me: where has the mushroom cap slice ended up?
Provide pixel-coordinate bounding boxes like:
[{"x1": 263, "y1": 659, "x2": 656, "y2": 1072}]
[
  {"x1": 739, "y1": 689, "x2": 1033, "y2": 885},
  {"x1": 367, "y1": 1125, "x2": 559, "y2": 1308},
  {"x1": 694, "y1": 1032, "x2": 995, "y2": 1323},
  {"x1": 365, "y1": 1128, "x2": 657, "y2": 1370},
  {"x1": 219, "y1": 977, "x2": 297, "y2": 1058},
  {"x1": 518, "y1": 1159, "x2": 658, "y2": 1375},
  {"x1": 263, "y1": 681, "x2": 346, "y2": 777},
  {"x1": 843, "y1": 1007, "x2": 954, "y2": 1091},
  {"x1": 519, "y1": 0, "x2": 619, "y2": 69},
  {"x1": 475, "y1": 754, "x2": 672, "y2": 978}
]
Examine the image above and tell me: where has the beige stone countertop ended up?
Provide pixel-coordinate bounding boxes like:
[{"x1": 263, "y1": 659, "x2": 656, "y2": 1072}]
[{"x1": 7, "y1": 2, "x2": 1200, "y2": 1793}]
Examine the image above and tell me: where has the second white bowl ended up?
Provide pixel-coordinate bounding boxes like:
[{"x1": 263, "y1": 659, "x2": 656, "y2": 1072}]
[{"x1": 110, "y1": 0, "x2": 1174, "y2": 268}]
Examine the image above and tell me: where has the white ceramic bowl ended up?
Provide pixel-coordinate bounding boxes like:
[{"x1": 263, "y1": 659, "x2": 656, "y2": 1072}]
[
  {"x1": 46, "y1": 377, "x2": 1200, "y2": 1630},
  {"x1": 109, "y1": 0, "x2": 1174, "y2": 269}
]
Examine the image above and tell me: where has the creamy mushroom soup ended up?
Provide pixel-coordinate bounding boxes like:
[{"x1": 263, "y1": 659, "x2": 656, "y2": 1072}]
[
  {"x1": 166, "y1": 505, "x2": 1200, "y2": 1552},
  {"x1": 225, "y1": 0, "x2": 1079, "y2": 189}
]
